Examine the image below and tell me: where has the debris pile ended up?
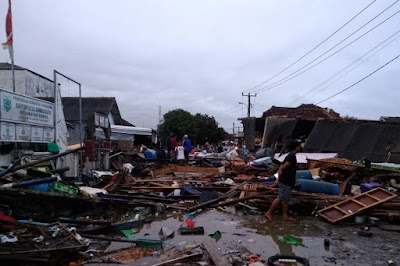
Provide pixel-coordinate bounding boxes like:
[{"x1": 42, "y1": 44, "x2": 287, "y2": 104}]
[{"x1": 0, "y1": 147, "x2": 399, "y2": 264}]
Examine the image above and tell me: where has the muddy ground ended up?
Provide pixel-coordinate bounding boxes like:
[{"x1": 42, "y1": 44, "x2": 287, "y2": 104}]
[{"x1": 99, "y1": 207, "x2": 400, "y2": 265}]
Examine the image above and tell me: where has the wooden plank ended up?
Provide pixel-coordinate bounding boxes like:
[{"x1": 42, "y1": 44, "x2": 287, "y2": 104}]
[
  {"x1": 126, "y1": 186, "x2": 231, "y2": 191},
  {"x1": 203, "y1": 241, "x2": 230, "y2": 266},
  {"x1": 149, "y1": 182, "x2": 168, "y2": 187},
  {"x1": 175, "y1": 165, "x2": 220, "y2": 174},
  {"x1": 365, "y1": 194, "x2": 381, "y2": 202},
  {"x1": 352, "y1": 199, "x2": 367, "y2": 207},
  {"x1": 152, "y1": 165, "x2": 176, "y2": 176},
  {"x1": 333, "y1": 206, "x2": 348, "y2": 214},
  {"x1": 181, "y1": 171, "x2": 187, "y2": 187},
  {"x1": 151, "y1": 253, "x2": 203, "y2": 266},
  {"x1": 318, "y1": 188, "x2": 398, "y2": 223},
  {"x1": 152, "y1": 165, "x2": 220, "y2": 177}
]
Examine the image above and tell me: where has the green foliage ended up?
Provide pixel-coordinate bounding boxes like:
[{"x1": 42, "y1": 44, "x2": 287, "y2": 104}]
[
  {"x1": 343, "y1": 114, "x2": 357, "y2": 120},
  {"x1": 158, "y1": 109, "x2": 227, "y2": 145}
]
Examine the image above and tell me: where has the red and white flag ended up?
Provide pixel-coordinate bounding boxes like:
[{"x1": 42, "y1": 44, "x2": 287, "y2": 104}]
[{"x1": 2, "y1": 0, "x2": 13, "y2": 49}]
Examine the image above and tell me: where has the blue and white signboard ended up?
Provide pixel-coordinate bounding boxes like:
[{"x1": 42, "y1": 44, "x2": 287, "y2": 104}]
[
  {"x1": 16, "y1": 124, "x2": 31, "y2": 141},
  {"x1": 31, "y1": 126, "x2": 44, "y2": 142},
  {"x1": 0, "y1": 90, "x2": 54, "y2": 126},
  {"x1": 0, "y1": 90, "x2": 55, "y2": 142}
]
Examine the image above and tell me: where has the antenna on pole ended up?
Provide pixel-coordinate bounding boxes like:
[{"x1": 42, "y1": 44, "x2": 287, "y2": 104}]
[{"x1": 158, "y1": 106, "x2": 162, "y2": 124}]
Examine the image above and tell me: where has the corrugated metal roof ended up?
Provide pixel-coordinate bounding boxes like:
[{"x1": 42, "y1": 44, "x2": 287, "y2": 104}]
[
  {"x1": 324, "y1": 122, "x2": 359, "y2": 153},
  {"x1": 304, "y1": 120, "x2": 400, "y2": 162},
  {"x1": 111, "y1": 125, "x2": 155, "y2": 136},
  {"x1": 263, "y1": 117, "x2": 298, "y2": 147},
  {"x1": 371, "y1": 124, "x2": 400, "y2": 161},
  {"x1": 303, "y1": 120, "x2": 338, "y2": 152},
  {"x1": 41, "y1": 97, "x2": 123, "y2": 124}
]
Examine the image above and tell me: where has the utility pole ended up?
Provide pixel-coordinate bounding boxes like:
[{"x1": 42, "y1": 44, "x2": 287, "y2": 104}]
[
  {"x1": 242, "y1": 92, "x2": 257, "y2": 117},
  {"x1": 233, "y1": 122, "x2": 235, "y2": 135}
]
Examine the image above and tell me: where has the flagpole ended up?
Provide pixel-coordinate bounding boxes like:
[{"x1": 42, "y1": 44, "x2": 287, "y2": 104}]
[
  {"x1": 3, "y1": 0, "x2": 15, "y2": 92},
  {"x1": 10, "y1": 43, "x2": 15, "y2": 92}
]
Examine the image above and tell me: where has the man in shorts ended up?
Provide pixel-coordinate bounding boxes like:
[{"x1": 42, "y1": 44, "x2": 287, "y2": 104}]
[{"x1": 265, "y1": 140, "x2": 301, "y2": 222}]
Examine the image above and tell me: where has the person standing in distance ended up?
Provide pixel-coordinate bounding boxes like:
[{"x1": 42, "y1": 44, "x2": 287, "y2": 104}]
[
  {"x1": 165, "y1": 132, "x2": 173, "y2": 158},
  {"x1": 182, "y1": 134, "x2": 192, "y2": 162},
  {"x1": 170, "y1": 134, "x2": 178, "y2": 162},
  {"x1": 265, "y1": 140, "x2": 301, "y2": 222}
]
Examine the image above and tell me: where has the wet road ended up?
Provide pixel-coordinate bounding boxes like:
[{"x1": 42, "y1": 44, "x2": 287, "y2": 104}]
[{"x1": 102, "y1": 207, "x2": 400, "y2": 265}]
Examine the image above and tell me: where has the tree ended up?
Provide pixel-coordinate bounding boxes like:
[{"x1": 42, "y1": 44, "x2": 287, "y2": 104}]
[
  {"x1": 343, "y1": 114, "x2": 357, "y2": 120},
  {"x1": 158, "y1": 109, "x2": 227, "y2": 146}
]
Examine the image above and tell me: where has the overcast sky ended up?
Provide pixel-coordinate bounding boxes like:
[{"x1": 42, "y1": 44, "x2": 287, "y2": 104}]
[{"x1": 0, "y1": 0, "x2": 399, "y2": 132}]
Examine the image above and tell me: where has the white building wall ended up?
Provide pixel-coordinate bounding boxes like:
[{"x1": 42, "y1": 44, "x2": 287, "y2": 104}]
[
  {"x1": 0, "y1": 69, "x2": 54, "y2": 97},
  {"x1": 108, "y1": 112, "x2": 115, "y2": 125},
  {"x1": 0, "y1": 69, "x2": 26, "y2": 94},
  {"x1": 24, "y1": 70, "x2": 54, "y2": 97}
]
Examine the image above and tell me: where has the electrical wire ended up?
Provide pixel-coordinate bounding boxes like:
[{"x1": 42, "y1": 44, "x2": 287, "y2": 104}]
[
  {"x1": 316, "y1": 53, "x2": 400, "y2": 104},
  {"x1": 244, "y1": 0, "x2": 377, "y2": 93},
  {"x1": 253, "y1": 7, "x2": 400, "y2": 94},
  {"x1": 304, "y1": 33, "x2": 400, "y2": 103},
  {"x1": 214, "y1": 106, "x2": 242, "y2": 119},
  {"x1": 253, "y1": 105, "x2": 267, "y2": 113},
  {"x1": 287, "y1": 28, "x2": 400, "y2": 106},
  {"x1": 214, "y1": 105, "x2": 241, "y2": 117},
  {"x1": 252, "y1": 2, "x2": 399, "y2": 94}
]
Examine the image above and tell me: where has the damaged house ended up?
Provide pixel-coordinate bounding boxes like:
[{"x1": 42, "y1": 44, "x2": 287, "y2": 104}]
[
  {"x1": 240, "y1": 102, "x2": 400, "y2": 164},
  {"x1": 303, "y1": 119, "x2": 400, "y2": 163},
  {"x1": 240, "y1": 104, "x2": 341, "y2": 152},
  {"x1": 40, "y1": 97, "x2": 157, "y2": 147}
]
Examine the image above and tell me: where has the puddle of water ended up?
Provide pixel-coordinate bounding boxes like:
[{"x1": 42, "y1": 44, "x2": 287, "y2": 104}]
[
  {"x1": 98, "y1": 207, "x2": 400, "y2": 265},
  {"x1": 103, "y1": 208, "x2": 335, "y2": 265}
]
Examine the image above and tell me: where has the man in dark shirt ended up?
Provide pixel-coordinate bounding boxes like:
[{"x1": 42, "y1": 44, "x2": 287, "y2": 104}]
[{"x1": 265, "y1": 140, "x2": 301, "y2": 222}]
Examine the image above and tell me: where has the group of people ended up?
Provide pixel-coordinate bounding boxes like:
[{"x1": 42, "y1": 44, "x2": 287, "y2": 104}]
[
  {"x1": 163, "y1": 132, "x2": 301, "y2": 222},
  {"x1": 194, "y1": 142, "x2": 223, "y2": 154},
  {"x1": 165, "y1": 133, "x2": 192, "y2": 163}
]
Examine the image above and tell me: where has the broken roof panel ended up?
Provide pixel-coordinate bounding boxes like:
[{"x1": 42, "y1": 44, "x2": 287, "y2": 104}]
[
  {"x1": 323, "y1": 122, "x2": 359, "y2": 154},
  {"x1": 303, "y1": 120, "x2": 339, "y2": 152},
  {"x1": 304, "y1": 120, "x2": 400, "y2": 162}
]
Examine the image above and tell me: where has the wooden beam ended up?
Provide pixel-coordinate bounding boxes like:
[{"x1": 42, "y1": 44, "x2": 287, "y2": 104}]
[
  {"x1": 203, "y1": 241, "x2": 230, "y2": 266},
  {"x1": 151, "y1": 253, "x2": 203, "y2": 266},
  {"x1": 152, "y1": 165, "x2": 220, "y2": 177}
]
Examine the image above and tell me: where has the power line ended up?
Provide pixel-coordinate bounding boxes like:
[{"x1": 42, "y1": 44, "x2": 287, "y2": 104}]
[
  {"x1": 253, "y1": 2, "x2": 399, "y2": 94},
  {"x1": 305, "y1": 33, "x2": 400, "y2": 103},
  {"x1": 253, "y1": 105, "x2": 267, "y2": 113},
  {"x1": 253, "y1": 7, "x2": 400, "y2": 94},
  {"x1": 316, "y1": 53, "x2": 400, "y2": 104},
  {"x1": 214, "y1": 106, "x2": 242, "y2": 119},
  {"x1": 214, "y1": 105, "x2": 241, "y2": 117},
  {"x1": 244, "y1": 0, "x2": 377, "y2": 93},
  {"x1": 287, "y1": 28, "x2": 400, "y2": 106},
  {"x1": 255, "y1": 102, "x2": 270, "y2": 109}
]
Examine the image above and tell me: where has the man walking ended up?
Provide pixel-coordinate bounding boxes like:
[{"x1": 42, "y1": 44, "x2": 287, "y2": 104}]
[{"x1": 265, "y1": 140, "x2": 301, "y2": 222}]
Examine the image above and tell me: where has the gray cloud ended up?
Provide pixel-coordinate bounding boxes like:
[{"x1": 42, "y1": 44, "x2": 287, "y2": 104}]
[{"x1": 1, "y1": 0, "x2": 399, "y2": 131}]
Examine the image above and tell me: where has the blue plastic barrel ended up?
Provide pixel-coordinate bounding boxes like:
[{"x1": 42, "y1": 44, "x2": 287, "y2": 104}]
[
  {"x1": 296, "y1": 179, "x2": 339, "y2": 195},
  {"x1": 295, "y1": 170, "x2": 312, "y2": 180},
  {"x1": 27, "y1": 182, "x2": 53, "y2": 192}
]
